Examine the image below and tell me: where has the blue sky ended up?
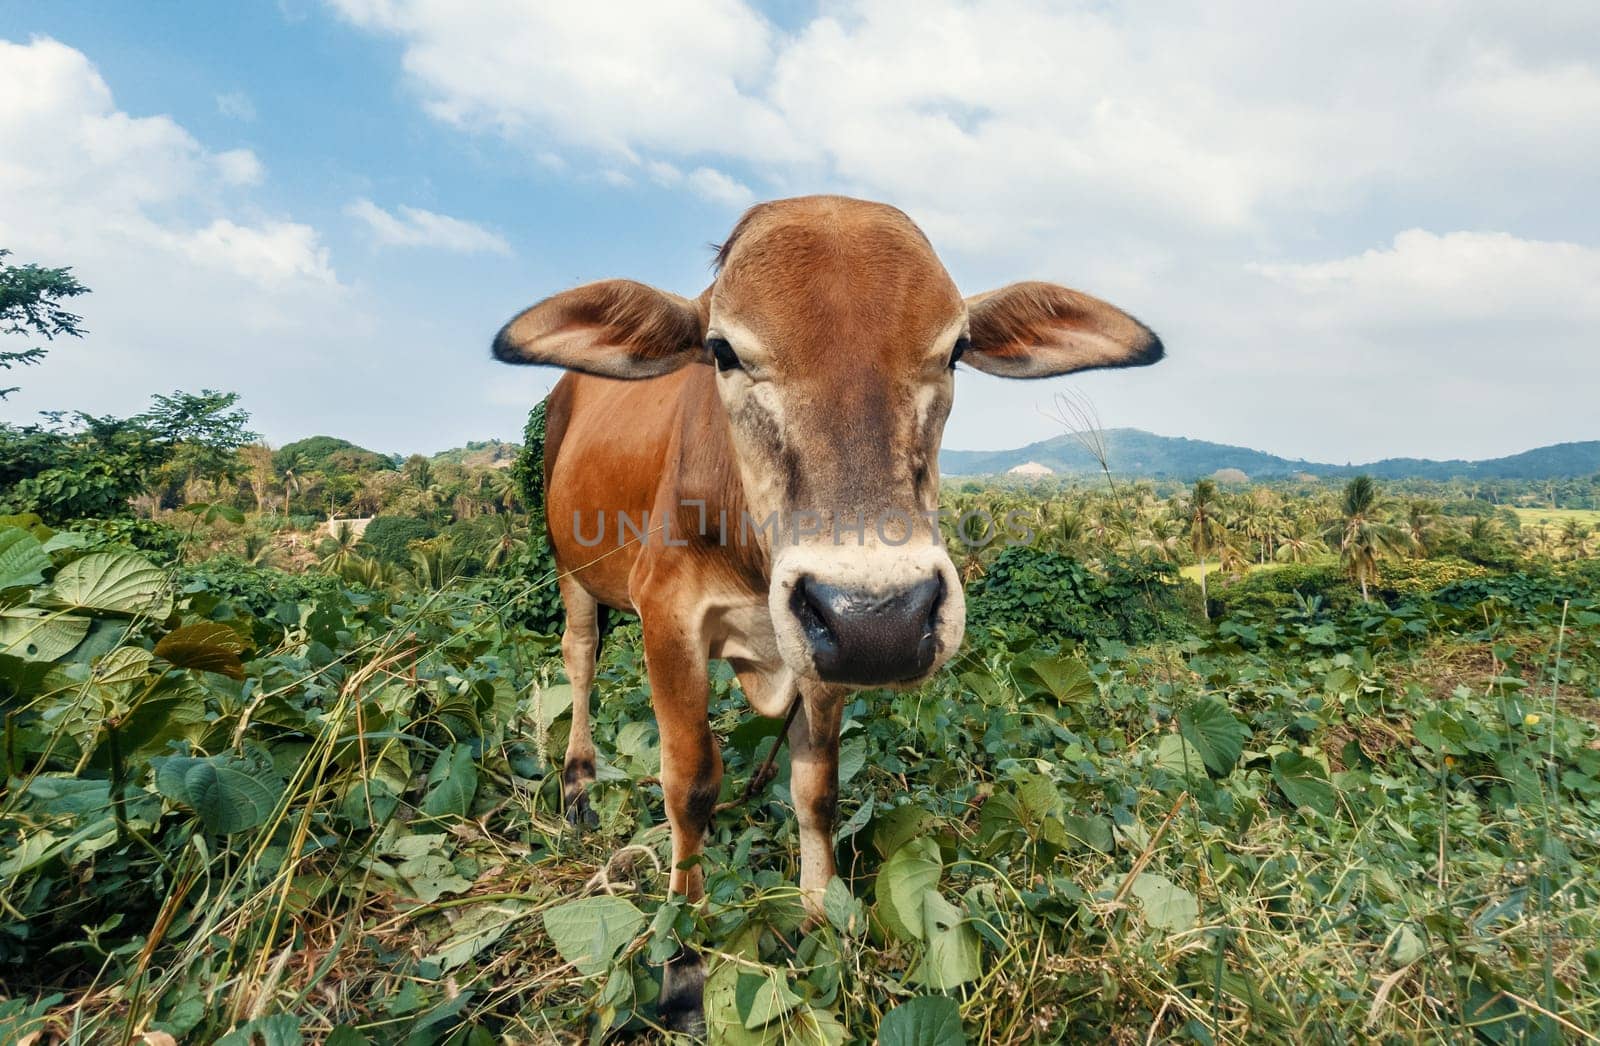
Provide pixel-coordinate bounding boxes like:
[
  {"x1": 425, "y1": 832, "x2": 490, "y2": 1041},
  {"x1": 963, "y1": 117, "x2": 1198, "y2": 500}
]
[{"x1": 2, "y1": 1, "x2": 1597, "y2": 463}]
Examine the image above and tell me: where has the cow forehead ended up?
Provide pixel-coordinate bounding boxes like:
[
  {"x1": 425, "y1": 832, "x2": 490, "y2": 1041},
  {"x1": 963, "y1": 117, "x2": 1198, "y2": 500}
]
[{"x1": 711, "y1": 197, "x2": 964, "y2": 358}]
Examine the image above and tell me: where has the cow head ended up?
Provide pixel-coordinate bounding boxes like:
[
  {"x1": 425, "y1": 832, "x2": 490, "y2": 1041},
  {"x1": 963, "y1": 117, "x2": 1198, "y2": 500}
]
[{"x1": 493, "y1": 196, "x2": 1163, "y2": 687}]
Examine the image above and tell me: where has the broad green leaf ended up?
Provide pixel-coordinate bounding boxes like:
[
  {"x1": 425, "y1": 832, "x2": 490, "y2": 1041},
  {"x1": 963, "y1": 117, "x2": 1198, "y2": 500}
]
[
  {"x1": 421, "y1": 742, "x2": 478, "y2": 819},
  {"x1": 215, "y1": 1014, "x2": 302, "y2": 1046},
  {"x1": 424, "y1": 902, "x2": 527, "y2": 971},
  {"x1": 0, "y1": 607, "x2": 90, "y2": 660},
  {"x1": 913, "y1": 891, "x2": 982, "y2": 989},
  {"x1": 1020, "y1": 654, "x2": 1095, "y2": 704},
  {"x1": 532, "y1": 681, "x2": 573, "y2": 728},
  {"x1": 154, "y1": 621, "x2": 248, "y2": 679},
  {"x1": 0, "y1": 527, "x2": 50, "y2": 593},
  {"x1": 873, "y1": 804, "x2": 937, "y2": 859},
  {"x1": 1178, "y1": 697, "x2": 1249, "y2": 775},
  {"x1": 1272, "y1": 751, "x2": 1336, "y2": 815},
  {"x1": 736, "y1": 968, "x2": 803, "y2": 1029},
  {"x1": 1152, "y1": 733, "x2": 1205, "y2": 776},
  {"x1": 875, "y1": 836, "x2": 942, "y2": 943},
  {"x1": 40, "y1": 531, "x2": 88, "y2": 554},
  {"x1": 878, "y1": 995, "x2": 965, "y2": 1046},
  {"x1": 153, "y1": 753, "x2": 283, "y2": 834},
  {"x1": 92, "y1": 645, "x2": 154, "y2": 688},
  {"x1": 1126, "y1": 872, "x2": 1199, "y2": 933},
  {"x1": 838, "y1": 735, "x2": 868, "y2": 786},
  {"x1": 542, "y1": 896, "x2": 645, "y2": 976},
  {"x1": 1387, "y1": 923, "x2": 1426, "y2": 967},
  {"x1": 823, "y1": 876, "x2": 864, "y2": 936},
  {"x1": 397, "y1": 853, "x2": 472, "y2": 903},
  {"x1": 1062, "y1": 813, "x2": 1114, "y2": 853},
  {"x1": 96, "y1": 688, "x2": 212, "y2": 764},
  {"x1": 46, "y1": 551, "x2": 172, "y2": 618}
]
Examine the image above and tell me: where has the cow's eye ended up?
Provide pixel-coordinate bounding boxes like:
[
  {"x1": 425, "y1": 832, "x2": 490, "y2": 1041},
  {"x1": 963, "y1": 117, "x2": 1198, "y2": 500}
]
[
  {"x1": 949, "y1": 335, "x2": 971, "y2": 369},
  {"x1": 707, "y1": 336, "x2": 742, "y2": 373}
]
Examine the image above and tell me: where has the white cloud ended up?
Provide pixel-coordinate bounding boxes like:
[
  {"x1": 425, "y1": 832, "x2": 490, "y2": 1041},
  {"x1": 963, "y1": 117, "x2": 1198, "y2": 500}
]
[
  {"x1": 1249, "y1": 230, "x2": 1600, "y2": 330},
  {"x1": 0, "y1": 36, "x2": 345, "y2": 427},
  {"x1": 214, "y1": 148, "x2": 264, "y2": 186},
  {"x1": 346, "y1": 198, "x2": 511, "y2": 255},
  {"x1": 685, "y1": 167, "x2": 754, "y2": 208},
  {"x1": 327, "y1": 1, "x2": 1600, "y2": 463},
  {"x1": 216, "y1": 90, "x2": 257, "y2": 122},
  {"x1": 324, "y1": 0, "x2": 1600, "y2": 237},
  {"x1": 176, "y1": 219, "x2": 337, "y2": 285}
]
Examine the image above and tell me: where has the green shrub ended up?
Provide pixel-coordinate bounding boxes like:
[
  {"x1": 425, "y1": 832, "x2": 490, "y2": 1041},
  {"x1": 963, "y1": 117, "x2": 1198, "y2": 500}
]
[
  {"x1": 966, "y1": 546, "x2": 1185, "y2": 645},
  {"x1": 1374, "y1": 555, "x2": 1494, "y2": 597},
  {"x1": 176, "y1": 556, "x2": 350, "y2": 642},
  {"x1": 511, "y1": 398, "x2": 548, "y2": 532},
  {"x1": 360, "y1": 516, "x2": 436, "y2": 565},
  {"x1": 68, "y1": 516, "x2": 185, "y2": 561},
  {"x1": 1214, "y1": 561, "x2": 1355, "y2": 618}
]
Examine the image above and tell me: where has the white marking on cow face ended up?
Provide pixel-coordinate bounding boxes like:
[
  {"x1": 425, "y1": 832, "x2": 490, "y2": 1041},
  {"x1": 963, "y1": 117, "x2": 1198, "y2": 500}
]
[{"x1": 706, "y1": 310, "x2": 968, "y2": 687}]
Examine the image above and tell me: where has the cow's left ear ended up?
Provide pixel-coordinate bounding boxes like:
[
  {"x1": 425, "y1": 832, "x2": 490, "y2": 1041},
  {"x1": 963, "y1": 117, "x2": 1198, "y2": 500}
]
[
  {"x1": 492, "y1": 279, "x2": 706, "y2": 379},
  {"x1": 962, "y1": 281, "x2": 1164, "y2": 378}
]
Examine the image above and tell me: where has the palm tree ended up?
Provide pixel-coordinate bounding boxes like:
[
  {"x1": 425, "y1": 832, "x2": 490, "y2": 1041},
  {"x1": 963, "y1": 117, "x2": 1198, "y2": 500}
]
[
  {"x1": 342, "y1": 554, "x2": 405, "y2": 589},
  {"x1": 320, "y1": 521, "x2": 361, "y2": 575},
  {"x1": 279, "y1": 450, "x2": 309, "y2": 517},
  {"x1": 1403, "y1": 499, "x2": 1444, "y2": 557},
  {"x1": 1324, "y1": 476, "x2": 1408, "y2": 602},
  {"x1": 483, "y1": 512, "x2": 527, "y2": 572},
  {"x1": 1558, "y1": 518, "x2": 1593, "y2": 561},
  {"x1": 1187, "y1": 479, "x2": 1225, "y2": 618},
  {"x1": 408, "y1": 537, "x2": 459, "y2": 590},
  {"x1": 1274, "y1": 515, "x2": 1324, "y2": 563},
  {"x1": 402, "y1": 454, "x2": 434, "y2": 491},
  {"x1": 1136, "y1": 516, "x2": 1184, "y2": 563}
]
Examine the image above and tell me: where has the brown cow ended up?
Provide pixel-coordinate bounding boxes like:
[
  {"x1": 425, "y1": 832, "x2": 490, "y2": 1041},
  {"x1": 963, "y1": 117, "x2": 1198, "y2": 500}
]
[{"x1": 493, "y1": 195, "x2": 1162, "y2": 1030}]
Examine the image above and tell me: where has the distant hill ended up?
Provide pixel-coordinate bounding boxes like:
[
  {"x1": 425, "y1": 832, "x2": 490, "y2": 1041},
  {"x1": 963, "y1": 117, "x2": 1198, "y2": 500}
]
[
  {"x1": 276, "y1": 436, "x2": 396, "y2": 472},
  {"x1": 431, "y1": 440, "x2": 520, "y2": 469},
  {"x1": 940, "y1": 429, "x2": 1600, "y2": 481}
]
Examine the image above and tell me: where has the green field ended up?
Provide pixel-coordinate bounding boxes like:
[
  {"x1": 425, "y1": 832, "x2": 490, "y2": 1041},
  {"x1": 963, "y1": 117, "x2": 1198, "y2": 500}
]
[
  {"x1": 1514, "y1": 506, "x2": 1600, "y2": 527},
  {"x1": 5, "y1": 382, "x2": 1600, "y2": 1041}
]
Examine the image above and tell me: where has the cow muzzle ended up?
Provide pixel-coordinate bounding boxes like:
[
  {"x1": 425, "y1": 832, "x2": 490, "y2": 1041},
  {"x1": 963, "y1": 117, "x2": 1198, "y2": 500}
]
[
  {"x1": 790, "y1": 573, "x2": 942, "y2": 684},
  {"x1": 770, "y1": 548, "x2": 965, "y2": 687}
]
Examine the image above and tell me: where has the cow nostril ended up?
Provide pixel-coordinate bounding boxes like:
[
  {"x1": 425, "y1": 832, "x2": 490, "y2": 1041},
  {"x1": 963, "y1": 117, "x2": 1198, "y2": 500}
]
[
  {"x1": 790, "y1": 575, "x2": 838, "y2": 650},
  {"x1": 914, "y1": 573, "x2": 945, "y2": 636},
  {"x1": 789, "y1": 572, "x2": 946, "y2": 684}
]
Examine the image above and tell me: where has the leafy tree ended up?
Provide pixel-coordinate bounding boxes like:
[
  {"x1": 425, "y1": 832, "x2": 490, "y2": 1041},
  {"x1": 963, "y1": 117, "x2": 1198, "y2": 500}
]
[
  {"x1": 359, "y1": 516, "x2": 437, "y2": 565},
  {"x1": 139, "y1": 390, "x2": 260, "y2": 493},
  {"x1": 1324, "y1": 475, "x2": 1409, "y2": 601},
  {"x1": 511, "y1": 398, "x2": 548, "y2": 533},
  {"x1": 0, "y1": 413, "x2": 167, "y2": 521},
  {"x1": 0, "y1": 249, "x2": 89, "y2": 398}
]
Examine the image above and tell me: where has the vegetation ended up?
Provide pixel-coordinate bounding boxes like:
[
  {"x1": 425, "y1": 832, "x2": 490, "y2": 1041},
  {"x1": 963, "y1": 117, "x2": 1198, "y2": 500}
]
[
  {"x1": 0, "y1": 249, "x2": 89, "y2": 400},
  {"x1": 3, "y1": 260, "x2": 1599, "y2": 1041}
]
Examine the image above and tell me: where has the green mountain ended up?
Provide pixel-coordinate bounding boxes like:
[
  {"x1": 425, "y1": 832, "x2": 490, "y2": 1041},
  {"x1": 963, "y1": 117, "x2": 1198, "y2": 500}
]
[
  {"x1": 430, "y1": 440, "x2": 520, "y2": 469},
  {"x1": 939, "y1": 429, "x2": 1600, "y2": 481},
  {"x1": 275, "y1": 436, "x2": 396, "y2": 472}
]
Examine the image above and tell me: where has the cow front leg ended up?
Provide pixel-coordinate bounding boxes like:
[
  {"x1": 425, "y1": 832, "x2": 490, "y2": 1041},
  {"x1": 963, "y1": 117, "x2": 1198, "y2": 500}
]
[
  {"x1": 557, "y1": 576, "x2": 602, "y2": 827},
  {"x1": 788, "y1": 685, "x2": 845, "y2": 921},
  {"x1": 643, "y1": 614, "x2": 721, "y2": 1035}
]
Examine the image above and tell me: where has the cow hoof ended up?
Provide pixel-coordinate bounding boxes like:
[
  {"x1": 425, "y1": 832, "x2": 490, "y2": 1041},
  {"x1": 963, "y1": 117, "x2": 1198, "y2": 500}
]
[
  {"x1": 563, "y1": 791, "x2": 599, "y2": 829},
  {"x1": 659, "y1": 948, "x2": 706, "y2": 1037}
]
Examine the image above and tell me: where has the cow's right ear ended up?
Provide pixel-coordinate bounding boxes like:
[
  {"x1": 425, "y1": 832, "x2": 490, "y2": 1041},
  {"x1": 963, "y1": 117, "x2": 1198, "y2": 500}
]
[{"x1": 492, "y1": 280, "x2": 705, "y2": 379}]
